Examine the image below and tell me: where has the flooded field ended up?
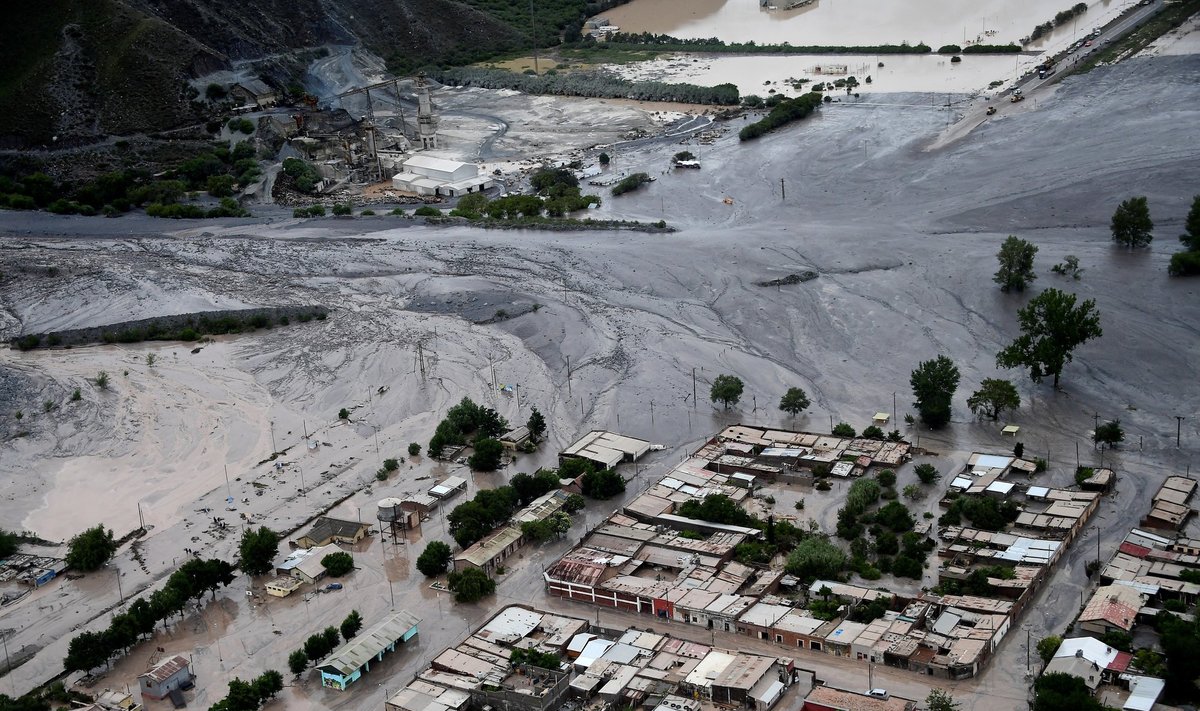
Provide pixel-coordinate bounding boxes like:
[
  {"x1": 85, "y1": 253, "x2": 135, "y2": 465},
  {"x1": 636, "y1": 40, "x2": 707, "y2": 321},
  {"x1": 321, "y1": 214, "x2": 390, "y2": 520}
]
[
  {"x1": 612, "y1": 52, "x2": 1026, "y2": 96},
  {"x1": 596, "y1": 0, "x2": 1129, "y2": 47}
]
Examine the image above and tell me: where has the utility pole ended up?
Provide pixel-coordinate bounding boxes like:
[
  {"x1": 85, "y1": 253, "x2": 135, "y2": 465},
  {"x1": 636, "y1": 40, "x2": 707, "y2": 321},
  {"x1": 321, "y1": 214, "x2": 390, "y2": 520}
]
[
  {"x1": 417, "y1": 342, "x2": 426, "y2": 379},
  {"x1": 692, "y1": 368, "x2": 697, "y2": 408},
  {"x1": 892, "y1": 392, "x2": 897, "y2": 425},
  {"x1": 1025, "y1": 627, "x2": 1030, "y2": 671},
  {"x1": 270, "y1": 420, "x2": 278, "y2": 455},
  {"x1": 529, "y1": 0, "x2": 540, "y2": 75},
  {"x1": 1177, "y1": 416, "x2": 1185, "y2": 447},
  {"x1": 137, "y1": 501, "x2": 145, "y2": 530},
  {"x1": 779, "y1": 178, "x2": 785, "y2": 200},
  {"x1": 223, "y1": 465, "x2": 232, "y2": 502},
  {"x1": 566, "y1": 355, "x2": 572, "y2": 397}
]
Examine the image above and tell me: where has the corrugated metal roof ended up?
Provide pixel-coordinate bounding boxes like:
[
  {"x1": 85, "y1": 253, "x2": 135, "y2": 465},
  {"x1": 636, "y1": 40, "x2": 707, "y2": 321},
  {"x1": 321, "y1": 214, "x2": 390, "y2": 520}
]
[
  {"x1": 140, "y1": 655, "x2": 190, "y2": 685},
  {"x1": 318, "y1": 610, "x2": 420, "y2": 676}
]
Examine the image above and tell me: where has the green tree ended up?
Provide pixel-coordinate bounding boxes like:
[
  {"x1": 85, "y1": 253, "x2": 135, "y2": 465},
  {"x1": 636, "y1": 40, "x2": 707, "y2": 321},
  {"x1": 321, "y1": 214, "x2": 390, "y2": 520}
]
[
  {"x1": 996, "y1": 288, "x2": 1102, "y2": 388},
  {"x1": 710, "y1": 374, "x2": 744, "y2": 409},
  {"x1": 993, "y1": 235, "x2": 1039, "y2": 292},
  {"x1": 926, "y1": 689, "x2": 961, "y2": 711},
  {"x1": 910, "y1": 355, "x2": 960, "y2": 429},
  {"x1": 338, "y1": 408, "x2": 350, "y2": 420},
  {"x1": 287, "y1": 650, "x2": 308, "y2": 675},
  {"x1": 321, "y1": 551, "x2": 354, "y2": 577},
  {"x1": 527, "y1": 407, "x2": 547, "y2": 442},
  {"x1": 563, "y1": 493, "x2": 586, "y2": 513},
  {"x1": 580, "y1": 469, "x2": 625, "y2": 499},
  {"x1": 408, "y1": 442, "x2": 421, "y2": 456},
  {"x1": 0, "y1": 528, "x2": 18, "y2": 558},
  {"x1": 1037, "y1": 635, "x2": 1063, "y2": 664},
  {"x1": 237, "y1": 527, "x2": 279, "y2": 576},
  {"x1": 65, "y1": 526, "x2": 117, "y2": 571},
  {"x1": 831, "y1": 422, "x2": 856, "y2": 438},
  {"x1": 1093, "y1": 419, "x2": 1124, "y2": 448},
  {"x1": 469, "y1": 437, "x2": 504, "y2": 470},
  {"x1": 340, "y1": 610, "x2": 363, "y2": 640},
  {"x1": 914, "y1": 463, "x2": 940, "y2": 484},
  {"x1": 253, "y1": 670, "x2": 283, "y2": 703},
  {"x1": 63, "y1": 630, "x2": 111, "y2": 672},
  {"x1": 1111, "y1": 196, "x2": 1153, "y2": 248},
  {"x1": 779, "y1": 387, "x2": 810, "y2": 416},
  {"x1": 1033, "y1": 672, "x2": 1105, "y2": 711},
  {"x1": 1180, "y1": 194, "x2": 1200, "y2": 251},
  {"x1": 598, "y1": 152, "x2": 610, "y2": 166},
  {"x1": 784, "y1": 536, "x2": 847, "y2": 584},
  {"x1": 966, "y1": 379, "x2": 1021, "y2": 420},
  {"x1": 447, "y1": 567, "x2": 496, "y2": 603},
  {"x1": 95, "y1": 371, "x2": 109, "y2": 390},
  {"x1": 416, "y1": 541, "x2": 453, "y2": 577},
  {"x1": 902, "y1": 484, "x2": 921, "y2": 500}
]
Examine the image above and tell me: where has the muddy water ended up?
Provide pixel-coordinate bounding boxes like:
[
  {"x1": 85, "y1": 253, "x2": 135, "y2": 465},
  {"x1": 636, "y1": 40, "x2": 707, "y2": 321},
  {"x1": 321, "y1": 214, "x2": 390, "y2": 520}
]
[
  {"x1": 596, "y1": 0, "x2": 1126, "y2": 46},
  {"x1": 613, "y1": 52, "x2": 1026, "y2": 96}
]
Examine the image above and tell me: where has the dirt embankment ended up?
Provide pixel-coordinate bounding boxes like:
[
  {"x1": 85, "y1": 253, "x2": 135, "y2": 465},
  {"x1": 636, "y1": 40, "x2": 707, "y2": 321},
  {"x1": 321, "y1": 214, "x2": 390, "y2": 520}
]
[{"x1": 10, "y1": 305, "x2": 328, "y2": 350}]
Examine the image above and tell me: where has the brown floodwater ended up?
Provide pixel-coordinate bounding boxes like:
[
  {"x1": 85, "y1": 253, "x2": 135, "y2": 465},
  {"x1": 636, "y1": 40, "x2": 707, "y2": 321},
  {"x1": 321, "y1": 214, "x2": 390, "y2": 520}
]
[{"x1": 595, "y1": 0, "x2": 1126, "y2": 47}]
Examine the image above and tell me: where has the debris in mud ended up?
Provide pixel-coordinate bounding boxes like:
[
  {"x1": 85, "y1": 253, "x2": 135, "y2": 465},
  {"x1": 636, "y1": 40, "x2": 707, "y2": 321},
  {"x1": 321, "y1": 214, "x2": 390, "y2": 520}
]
[{"x1": 755, "y1": 271, "x2": 819, "y2": 287}]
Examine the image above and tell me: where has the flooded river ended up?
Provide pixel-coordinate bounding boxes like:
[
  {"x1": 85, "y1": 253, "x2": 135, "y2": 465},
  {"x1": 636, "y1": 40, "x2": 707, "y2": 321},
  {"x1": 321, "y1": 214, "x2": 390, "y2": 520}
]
[{"x1": 596, "y1": 0, "x2": 1129, "y2": 47}]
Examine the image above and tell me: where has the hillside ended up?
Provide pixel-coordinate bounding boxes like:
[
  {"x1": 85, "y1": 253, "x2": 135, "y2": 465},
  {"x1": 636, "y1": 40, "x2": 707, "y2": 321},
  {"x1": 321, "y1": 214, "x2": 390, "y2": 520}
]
[{"x1": 0, "y1": 0, "x2": 530, "y2": 148}]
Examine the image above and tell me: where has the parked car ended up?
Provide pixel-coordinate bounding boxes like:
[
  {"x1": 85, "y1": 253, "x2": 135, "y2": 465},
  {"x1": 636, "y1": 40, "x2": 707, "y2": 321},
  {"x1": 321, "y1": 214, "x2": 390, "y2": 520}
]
[{"x1": 324, "y1": 583, "x2": 343, "y2": 591}]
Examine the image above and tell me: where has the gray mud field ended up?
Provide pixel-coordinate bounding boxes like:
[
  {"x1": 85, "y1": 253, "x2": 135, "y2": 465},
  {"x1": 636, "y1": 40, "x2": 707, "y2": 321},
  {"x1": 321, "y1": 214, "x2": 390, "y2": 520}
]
[{"x1": 0, "y1": 54, "x2": 1198, "y2": 710}]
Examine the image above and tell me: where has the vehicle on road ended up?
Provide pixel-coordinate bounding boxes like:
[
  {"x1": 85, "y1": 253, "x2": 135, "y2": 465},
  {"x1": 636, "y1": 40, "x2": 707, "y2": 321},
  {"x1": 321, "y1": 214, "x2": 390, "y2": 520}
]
[
  {"x1": 324, "y1": 583, "x2": 343, "y2": 591},
  {"x1": 1011, "y1": 94, "x2": 1025, "y2": 103},
  {"x1": 986, "y1": 106, "x2": 997, "y2": 115}
]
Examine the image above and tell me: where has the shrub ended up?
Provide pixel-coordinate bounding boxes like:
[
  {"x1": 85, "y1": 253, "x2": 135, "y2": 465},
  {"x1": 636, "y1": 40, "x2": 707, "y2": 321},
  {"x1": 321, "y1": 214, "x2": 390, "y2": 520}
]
[
  {"x1": 1169, "y1": 250, "x2": 1200, "y2": 276},
  {"x1": 469, "y1": 438, "x2": 504, "y2": 470},
  {"x1": 408, "y1": 442, "x2": 421, "y2": 456},
  {"x1": 360, "y1": 209, "x2": 375, "y2": 216},
  {"x1": 832, "y1": 422, "x2": 855, "y2": 438},
  {"x1": 784, "y1": 536, "x2": 847, "y2": 584},
  {"x1": 915, "y1": 463, "x2": 940, "y2": 485},
  {"x1": 448, "y1": 567, "x2": 496, "y2": 603},
  {"x1": 383, "y1": 458, "x2": 399, "y2": 472},
  {"x1": 611, "y1": 173, "x2": 652, "y2": 196},
  {"x1": 338, "y1": 408, "x2": 350, "y2": 420},
  {"x1": 332, "y1": 203, "x2": 352, "y2": 216},
  {"x1": 416, "y1": 541, "x2": 453, "y2": 577},
  {"x1": 861, "y1": 425, "x2": 884, "y2": 439},
  {"x1": 876, "y1": 469, "x2": 896, "y2": 487},
  {"x1": 414, "y1": 206, "x2": 441, "y2": 217},
  {"x1": 65, "y1": 526, "x2": 118, "y2": 571}
]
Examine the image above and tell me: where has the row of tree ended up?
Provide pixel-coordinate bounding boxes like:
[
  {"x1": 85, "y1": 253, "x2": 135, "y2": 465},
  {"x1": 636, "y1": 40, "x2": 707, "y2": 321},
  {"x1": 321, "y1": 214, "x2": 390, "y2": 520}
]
[
  {"x1": 739, "y1": 92, "x2": 823, "y2": 141},
  {"x1": 287, "y1": 611, "x2": 362, "y2": 675},
  {"x1": 206, "y1": 670, "x2": 283, "y2": 711},
  {"x1": 64, "y1": 558, "x2": 237, "y2": 673},
  {"x1": 430, "y1": 67, "x2": 740, "y2": 106}
]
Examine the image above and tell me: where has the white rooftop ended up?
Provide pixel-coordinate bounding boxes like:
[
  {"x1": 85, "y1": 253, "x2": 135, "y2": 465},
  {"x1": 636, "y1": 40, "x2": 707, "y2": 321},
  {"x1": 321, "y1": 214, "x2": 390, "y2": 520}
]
[
  {"x1": 478, "y1": 607, "x2": 542, "y2": 644},
  {"x1": 1054, "y1": 637, "x2": 1120, "y2": 669},
  {"x1": 404, "y1": 154, "x2": 473, "y2": 174}
]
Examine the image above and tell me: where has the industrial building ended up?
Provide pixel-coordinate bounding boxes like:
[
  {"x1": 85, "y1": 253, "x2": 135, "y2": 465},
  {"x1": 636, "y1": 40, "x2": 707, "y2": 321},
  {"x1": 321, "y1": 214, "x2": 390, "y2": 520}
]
[
  {"x1": 317, "y1": 610, "x2": 421, "y2": 690},
  {"x1": 560, "y1": 430, "x2": 652, "y2": 470},
  {"x1": 277, "y1": 543, "x2": 343, "y2": 585},
  {"x1": 391, "y1": 155, "x2": 492, "y2": 197},
  {"x1": 293, "y1": 517, "x2": 372, "y2": 549}
]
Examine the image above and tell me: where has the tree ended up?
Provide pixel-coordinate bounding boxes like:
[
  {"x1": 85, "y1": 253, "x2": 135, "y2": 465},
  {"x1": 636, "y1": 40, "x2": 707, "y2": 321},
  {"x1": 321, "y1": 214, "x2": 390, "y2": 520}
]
[
  {"x1": 1037, "y1": 635, "x2": 1063, "y2": 664},
  {"x1": 416, "y1": 541, "x2": 453, "y2": 577},
  {"x1": 902, "y1": 484, "x2": 921, "y2": 500},
  {"x1": 1033, "y1": 672, "x2": 1105, "y2": 711},
  {"x1": 876, "y1": 501, "x2": 915, "y2": 532},
  {"x1": 95, "y1": 371, "x2": 109, "y2": 390},
  {"x1": 831, "y1": 422, "x2": 855, "y2": 437},
  {"x1": 340, "y1": 610, "x2": 363, "y2": 640},
  {"x1": 876, "y1": 469, "x2": 896, "y2": 487},
  {"x1": 563, "y1": 493, "x2": 586, "y2": 513},
  {"x1": 447, "y1": 567, "x2": 496, "y2": 603},
  {"x1": 784, "y1": 536, "x2": 847, "y2": 584},
  {"x1": 1181, "y1": 194, "x2": 1200, "y2": 251},
  {"x1": 237, "y1": 527, "x2": 279, "y2": 576},
  {"x1": 580, "y1": 469, "x2": 625, "y2": 499},
  {"x1": 598, "y1": 152, "x2": 610, "y2": 166},
  {"x1": 338, "y1": 408, "x2": 349, "y2": 420},
  {"x1": 993, "y1": 236, "x2": 1038, "y2": 292},
  {"x1": 469, "y1": 438, "x2": 504, "y2": 470},
  {"x1": 321, "y1": 551, "x2": 354, "y2": 577},
  {"x1": 527, "y1": 407, "x2": 547, "y2": 442},
  {"x1": 65, "y1": 526, "x2": 117, "y2": 571},
  {"x1": 915, "y1": 463, "x2": 940, "y2": 484},
  {"x1": 287, "y1": 650, "x2": 308, "y2": 675},
  {"x1": 1111, "y1": 196, "x2": 1153, "y2": 248},
  {"x1": 383, "y1": 458, "x2": 399, "y2": 472},
  {"x1": 0, "y1": 528, "x2": 18, "y2": 559},
  {"x1": 1093, "y1": 419, "x2": 1124, "y2": 448},
  {"x1": 63, "y1": 630, "x2": 111, "y2": 672},
  {"x1": 997, "y1": 288, "x2": 1102, "y2": 388},
  {"x1": 966, "y1": 379, "x2": 1021, "y2": 420},
  {"x1": 253, "y1": 670, "x2": 283, "y2": 702},
  {"x1": 926, "y1": 689, "x2": 961, "y2": 711},
  {"x1": 710, "y1": 374, "x2": 744, "y2": 409},
  {"x1": 910, "y1": 356, "x2": 960, "y2": 429},
  {"x1": 408, "y1": 442, "x2": 421, "y2": 456},
  {"x1": 861, "y1": 425, "x2": 884, "y2": 439},
  {"x1": 779, "y1": 387, "x2": 811, "y2": 417}
]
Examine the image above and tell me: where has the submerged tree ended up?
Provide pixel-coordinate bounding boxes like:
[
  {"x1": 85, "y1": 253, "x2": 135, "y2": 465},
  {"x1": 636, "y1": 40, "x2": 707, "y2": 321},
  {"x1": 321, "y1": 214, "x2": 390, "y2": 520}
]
[
  {"x1": 1110, "y1": 196, "x2": 1153, "y2": 248},
  {"x1": 910, "y1": 356, "x2": 960, "y2": 429},
  {"x1": 996, "y1": 288, "x2": 1102, "y2": 388},
  {"x1": 966, "y1": 379, "x2": 1021, "y2": 420},
  {"x1": 993, "y1": 236, "x2": 1038, "y2": 292}
]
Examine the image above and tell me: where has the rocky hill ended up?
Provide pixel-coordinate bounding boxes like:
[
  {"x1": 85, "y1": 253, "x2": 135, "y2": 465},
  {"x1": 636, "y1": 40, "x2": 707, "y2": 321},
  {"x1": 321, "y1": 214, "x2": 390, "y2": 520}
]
[{"x1": 0, "y1": 0, "x2": 526, "y2": 149}]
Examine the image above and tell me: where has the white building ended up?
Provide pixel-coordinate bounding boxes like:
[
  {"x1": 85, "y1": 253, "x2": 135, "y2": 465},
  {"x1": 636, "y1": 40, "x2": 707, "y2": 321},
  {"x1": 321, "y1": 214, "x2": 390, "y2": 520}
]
[{"x1": 391, "y1": 155, "x2": 493, "y2": 197}]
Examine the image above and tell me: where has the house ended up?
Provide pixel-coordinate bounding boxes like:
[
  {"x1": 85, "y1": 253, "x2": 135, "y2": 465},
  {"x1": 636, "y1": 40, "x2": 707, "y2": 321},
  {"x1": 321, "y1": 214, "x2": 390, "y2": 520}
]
[
  {"x1": 1123, "y1": 676, "x2": 1165, "y2": 711},
  {"x1": 1078, "y1": 585, "x2": 1144, "y2": 636},
  {"x1": 500, "y1": 426, "x2": 531, "y2": 452},
  {"x1": 453, "y1": 525, "x2": 524, "y2": 574},
  {"x1": 318, "y1": 610, "x2": 421, "y2": 690},
  {"x1": 277, "y1": 543, "x2": 343, "y2": 585},
  {"x1": 230, "y1": 79, "x2": 278, "y2": 108},
  {"x1": 1051, "y1": 637, "x2": 1131, "y2": 685},
  {"x1": 385, "y1": 681, "x2": 470, "y2": 711},
  {"x1": 265, "y1": 576, "x2": 303, "y2": 598},
  {"x1": 138, "y1": 655, "x2": 194, "y2": 700},
  {"x1": 79, "y1": 689, "x2": 142, "y2": 710},
  {"x1": 295, "y1": 517, "x2": 372, "y2": 549},
  {"x1": 802, "y1": 686, "x2": 914, "y2": 711},
  {"x1": 561, "y1": 430, "x2": 652, "y2": 470},
  {"x1": 711, "y1": 654, "x2": 791, "y2": 710},
  {"x1": 1142, "y1": 476, "x2": 1196, "y2": 530},
  {"x1": 429, "y1": 476, "x2": 468, "y2": 501},
  {"x1": 391, "y1": 155, "x2": 492, "y2": 197},
  {"x1": 513, "y1": 490, "x2": 570, "y2": 525}
]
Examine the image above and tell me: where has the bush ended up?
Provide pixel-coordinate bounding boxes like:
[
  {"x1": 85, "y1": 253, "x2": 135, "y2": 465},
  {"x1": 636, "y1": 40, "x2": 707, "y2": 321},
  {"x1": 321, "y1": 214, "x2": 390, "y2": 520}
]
[
  {"x1": 564, "y1": 493, "x2": 586, "y2": 513},
  {"x1": 66, "y1": 526, "x2": 117, "y2": 571},
  {"x1": 414, "y1": 206, "x2": 441, "y2": 217},
  {"x1": 739, "y1": 92, "x2": 822, "y2": 141},
  {"x1": 383, "y1": 458, "x2": 399, "y2": 472},
  {"x1": 784, "y1": 536, "x2": 846, "y2": 584},
  {"x1": 892, "y1": 555, "x2": 923, "y2": 579},
  {"x1": 206, "y1": 175, "x2": 236, "y2": 198},
  {"x1": 321, "y1": 551, "x2": 354, "y2": 577},
  {"x1": 469, "y1": 437, "x2": 504, "y2": 470},
  {"x1": 360, "y1": 209, "x2": 375, "y2": 216},
  {"x1": 1169, "y1": 250, "x2": 1200, "y2": 276},
  {"x1": 416, "y1": 541, "x2": 452, "y2": 577},
  {"x1": 861, "y1": 425, "x2": 884, "y2": 439},
  {"x1": 611, "y1": 173, "x2": 652, "y2": 196},
  {"x1": 332, "y1": 203, "x2": 352, "y2": 216},
  {"x1": 832, "y1": 422, "x2": 855, "y2": 437},
  {"x1": 876, "y1": 469, "x2": 896, "y2": 487},
  {"x1": 408, "y1": 442, "x2": 421, "y2": 456}
]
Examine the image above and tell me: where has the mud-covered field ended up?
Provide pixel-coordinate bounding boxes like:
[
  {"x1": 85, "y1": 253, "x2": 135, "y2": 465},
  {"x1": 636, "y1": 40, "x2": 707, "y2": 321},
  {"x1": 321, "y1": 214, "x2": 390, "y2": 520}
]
[{"x1": 0, "y1": 53, "x2": 1198, "y2": 709}]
